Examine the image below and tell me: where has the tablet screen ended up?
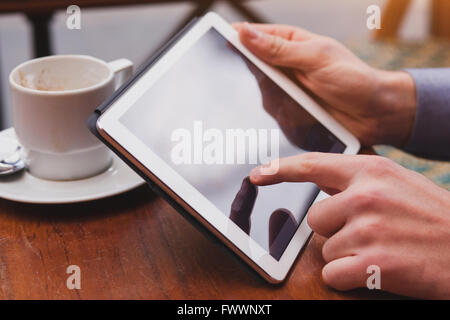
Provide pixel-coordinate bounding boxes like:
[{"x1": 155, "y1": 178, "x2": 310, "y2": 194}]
[{"x1": 120, "y1": 28, "x2": 345, "y2": 260}]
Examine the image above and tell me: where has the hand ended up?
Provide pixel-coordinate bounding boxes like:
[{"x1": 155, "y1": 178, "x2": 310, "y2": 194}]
[
  {"x1": 250, "y1": 153, "x2": 450, "y2": 299},
  {"x1": 233, "y1": 22, "x2": 417, "y2": 147}
]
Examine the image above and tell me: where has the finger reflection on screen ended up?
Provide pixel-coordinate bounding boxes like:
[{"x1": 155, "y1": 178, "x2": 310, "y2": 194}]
[{"x1": 230, "y1": 176, "x2": 299, "y2": 260}]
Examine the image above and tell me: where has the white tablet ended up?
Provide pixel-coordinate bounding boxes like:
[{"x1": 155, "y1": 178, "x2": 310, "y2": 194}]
[{"x1": 93, "y1": 12, "x2": 360, "y2": 283}]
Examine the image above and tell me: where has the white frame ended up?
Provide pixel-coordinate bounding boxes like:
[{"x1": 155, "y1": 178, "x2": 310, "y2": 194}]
[{"x1": 96, "y1": 12, "x2": 360, "y2": 283}]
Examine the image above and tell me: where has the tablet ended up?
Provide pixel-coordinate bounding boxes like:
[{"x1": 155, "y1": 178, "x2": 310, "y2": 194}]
[{"x1": 91, "y1": 12, "x2": 360, "y2": 283}]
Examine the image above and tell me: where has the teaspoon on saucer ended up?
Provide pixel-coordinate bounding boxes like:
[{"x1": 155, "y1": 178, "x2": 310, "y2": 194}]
[{"x1": 0, "y1": 138, "x2": 26, "y2": 176}]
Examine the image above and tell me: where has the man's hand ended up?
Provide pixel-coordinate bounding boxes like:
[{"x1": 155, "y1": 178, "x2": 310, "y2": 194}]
[
  {"x1": 250, "y1": 153, "x2": 450, "y2": 299},
  {"x1": 233, "y1": 22, "x2": 417, "y2": 147}
]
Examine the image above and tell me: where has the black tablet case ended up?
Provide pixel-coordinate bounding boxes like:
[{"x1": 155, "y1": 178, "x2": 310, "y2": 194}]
[{"x1": 87, "y1": 18, "x2": 265, "y2": 282}]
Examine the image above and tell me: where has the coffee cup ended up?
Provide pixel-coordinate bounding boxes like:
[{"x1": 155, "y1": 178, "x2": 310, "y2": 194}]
[{"x1": 9, "y1": 55, "x2": 133, "y2": 180}]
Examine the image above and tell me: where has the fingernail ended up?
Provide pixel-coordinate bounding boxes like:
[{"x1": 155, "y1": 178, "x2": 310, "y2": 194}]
[{"x1": 244, "y1": 22, "x2": 261, "y2": 40}]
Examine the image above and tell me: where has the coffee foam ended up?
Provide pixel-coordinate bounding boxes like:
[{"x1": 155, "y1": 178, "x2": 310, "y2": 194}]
[{"x1": 18, "y1": 69, "x2": 67, "y2": 91}]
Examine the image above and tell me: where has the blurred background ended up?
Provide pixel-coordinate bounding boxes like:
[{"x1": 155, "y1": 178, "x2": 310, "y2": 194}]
[{"x1": 0, "y1": 0, "x2": 449, "y2": 187}]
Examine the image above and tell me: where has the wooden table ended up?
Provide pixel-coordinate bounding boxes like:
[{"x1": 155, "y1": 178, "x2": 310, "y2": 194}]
[{"x1": 0, "y1": 148, "x2": 398, "y2": 299}]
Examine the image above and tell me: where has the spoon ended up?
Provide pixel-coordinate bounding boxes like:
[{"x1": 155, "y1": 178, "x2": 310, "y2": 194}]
[{"x1": 0, "y1": 138, "x2": 26, "y2": 176}]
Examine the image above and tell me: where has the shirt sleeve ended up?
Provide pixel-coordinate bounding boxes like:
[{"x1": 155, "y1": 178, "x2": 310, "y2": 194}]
[{"x1": 403, "y1": 68, "x2": 450, "y2": 161}]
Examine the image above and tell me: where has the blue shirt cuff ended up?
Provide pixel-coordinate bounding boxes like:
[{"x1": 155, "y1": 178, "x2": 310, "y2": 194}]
[{"x1": 403, "y1": 68, "x2": 450, "y2": 161}]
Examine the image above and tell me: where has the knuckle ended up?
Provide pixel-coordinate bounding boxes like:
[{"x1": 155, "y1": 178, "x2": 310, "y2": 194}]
[
  {"x1": 360, "y1": 248, "x2": 391, "y2": 273},
  {"x1": 314, "y1": 37, "x2": 336, "y2": 53},
  {"x1": 300, "y1": 159, "x2": 315, "y2": 176},
  {"x1": 368, "y1": 249, "x2": 406, "y2": 278},
  {"x1": 350, "y1": 186, "x2": 385, "y2": 211},
  {"x1": 311, "y1": 37, "x2": 341, "y2": 62},
  {"x1": 268, "y1": 36, "x2": 286, "y2": 60},
  {"x1": 351, "y1": 191, "x2": 375, "y2": 211},
  {"x1": 363, "y1": 156, "x2": 395, "y2": 176},
  {"x1": 351, "y1": 216, "x2": 385, "y2": 243},
  {"x1": 298, "y1": 152, "x2": 320, "y2": 176},
  {"x1": 364, "y1": 248, "x2": 386, "y2": 264}
]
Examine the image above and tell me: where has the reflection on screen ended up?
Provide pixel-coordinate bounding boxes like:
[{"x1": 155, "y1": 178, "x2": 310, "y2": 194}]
[{"x1": 121, "y1": 28, "x2": 345, "y2": 260}]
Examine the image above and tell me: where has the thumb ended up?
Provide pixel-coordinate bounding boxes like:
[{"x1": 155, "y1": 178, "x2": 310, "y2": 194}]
[{"x1": 239, "y1": 23, "x2": 315, "y2": 69}]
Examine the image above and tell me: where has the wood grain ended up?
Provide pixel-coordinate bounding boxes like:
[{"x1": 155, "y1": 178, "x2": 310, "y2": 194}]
[{"x1": 0, "y1": 148, "x2": 399, "y2": 299}]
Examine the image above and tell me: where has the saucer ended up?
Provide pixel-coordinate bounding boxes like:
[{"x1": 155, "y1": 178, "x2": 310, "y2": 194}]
[{"x1": 0, "y1": 128, "x2": 145, "y2": 204}]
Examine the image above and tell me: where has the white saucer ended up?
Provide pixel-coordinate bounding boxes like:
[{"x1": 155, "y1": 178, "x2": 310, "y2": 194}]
[{"x1": 0, "y1": 128, "x2": 145, "y2": 204}]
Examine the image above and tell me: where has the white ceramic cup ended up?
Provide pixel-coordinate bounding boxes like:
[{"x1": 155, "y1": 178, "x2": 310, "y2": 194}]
[{"x1": 9, "y1": 55, "x2": 133, "y2": 180}]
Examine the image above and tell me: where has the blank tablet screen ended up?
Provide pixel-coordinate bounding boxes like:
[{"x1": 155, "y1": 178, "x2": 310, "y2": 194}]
[{"x1": 120, "y1": 28, "x2": 345, "y2": 260}]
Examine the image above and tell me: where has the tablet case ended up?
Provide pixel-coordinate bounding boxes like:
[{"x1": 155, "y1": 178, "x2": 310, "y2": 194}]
[{"x1": 87, "y1": 17, "x2": 265, "y2": 282}]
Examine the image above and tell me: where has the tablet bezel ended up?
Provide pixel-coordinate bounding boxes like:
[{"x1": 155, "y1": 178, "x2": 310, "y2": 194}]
[{"x1": 96, "y1": 12, "x2": 360, "y2": 282}]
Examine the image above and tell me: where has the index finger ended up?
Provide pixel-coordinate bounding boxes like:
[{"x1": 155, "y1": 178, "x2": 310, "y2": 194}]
[{"x1": 250, "y1": 152, "x2": 363, "y2": 191}]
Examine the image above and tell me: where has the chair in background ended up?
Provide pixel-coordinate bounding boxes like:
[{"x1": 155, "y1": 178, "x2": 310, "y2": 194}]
[{"x1": 375, "y1": 0, "x2": 450, "y2": 40}]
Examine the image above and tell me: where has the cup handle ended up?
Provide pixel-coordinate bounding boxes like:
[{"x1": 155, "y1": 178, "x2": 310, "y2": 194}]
[{"x1": 108, "y1": 58, "x2": 133, "y2": 90}]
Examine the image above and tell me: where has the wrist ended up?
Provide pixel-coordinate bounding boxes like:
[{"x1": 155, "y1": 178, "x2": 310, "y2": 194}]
[{"x1": 371, "y1": 69, "x2": 417, "y2": 147}]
